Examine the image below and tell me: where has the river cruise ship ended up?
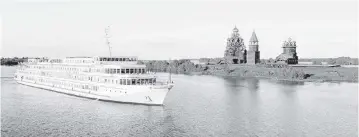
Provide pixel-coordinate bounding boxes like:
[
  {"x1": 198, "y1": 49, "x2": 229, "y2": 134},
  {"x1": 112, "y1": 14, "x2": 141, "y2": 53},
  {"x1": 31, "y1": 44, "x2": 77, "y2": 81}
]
[{"x1": 14, "y1": 56, "x2": 174, "y2": 105}]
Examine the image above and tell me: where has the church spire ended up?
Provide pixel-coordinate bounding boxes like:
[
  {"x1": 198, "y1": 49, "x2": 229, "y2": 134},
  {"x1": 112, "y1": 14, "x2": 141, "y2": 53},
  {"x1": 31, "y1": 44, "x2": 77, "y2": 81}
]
[
  {"x1": 246, "y1": 30, "x2": 260, "y2": 65},
  {"x1": 249, "y1": 30, "x2": 258, "y2": 42}
]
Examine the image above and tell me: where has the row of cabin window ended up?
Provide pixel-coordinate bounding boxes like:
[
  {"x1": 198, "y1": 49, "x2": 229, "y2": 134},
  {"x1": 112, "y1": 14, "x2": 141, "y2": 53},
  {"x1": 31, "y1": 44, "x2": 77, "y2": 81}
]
[
  {"x1": 73, "y1": 75, "x2": 156, "y2": 85},
  {"x1": 54, "y1": 67, "x2": 79, "y2": 71},
  {"x1": 32, "y1": 66, "x2": 84, "y2": 71},
  {"x1": 105, "y1": 68, "x2": 146, "y2": 74},
  {"x1": 99, "y1": 58, "x2": 136, "y2": 62},
  {"x1": 28, "y1": 71, "x2": 45, "y2": 75},
  {"x1": 104, "y1": 78, "x2": 156, "y2": 85},
  {"x1": 89, "y1": 68, "x2": 101, "y2": 72},
  {"x1": 38, "y1": 78, "x2": 99, "y2": 91},
  {"x1": 66, "y1": 60, "x2": 93, "y2": 63},
  {"x1": 32, "y1": 66, "x2": 45, "y2": 69},
  {"x1": 32, "y1": 66, "x2": 108, "y2": 73},
  {"x1": 28, "y1": 71, "x2": 48, "y2": 76},
  {"x1": 26, "y1": 70, "x2": 64, "y2": 78},
  {"x1": 25, "y1": 76, "x2": 35, "y2": 80},
  {"x1": 24, "y1": 76, "x2": 128, "y2": 92},
  {"x1": 35, "y1": 66, "x2": 117, "y2": 73}
]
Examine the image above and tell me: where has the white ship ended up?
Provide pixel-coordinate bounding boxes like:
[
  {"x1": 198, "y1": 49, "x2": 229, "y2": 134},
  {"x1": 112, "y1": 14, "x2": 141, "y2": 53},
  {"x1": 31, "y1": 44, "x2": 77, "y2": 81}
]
[
  {"x1": 14, "y1": 26, "x2": 174, "y2": 106},
  {"x1": 14, "y1": 56, "x2": 174, "y2": 105}
]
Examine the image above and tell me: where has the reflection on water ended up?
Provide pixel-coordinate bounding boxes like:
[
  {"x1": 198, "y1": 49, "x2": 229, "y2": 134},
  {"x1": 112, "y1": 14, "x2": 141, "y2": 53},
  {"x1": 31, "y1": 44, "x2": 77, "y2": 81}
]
[
  {"x1": 275, "y1": 80, "x2": 305, "y2": 86},
  {"x1": 246, "y1": 78, "x2": 260, "y2": 91},
  {"x1": 1, "y1": 67, "x2": 358, "y2": 137}
]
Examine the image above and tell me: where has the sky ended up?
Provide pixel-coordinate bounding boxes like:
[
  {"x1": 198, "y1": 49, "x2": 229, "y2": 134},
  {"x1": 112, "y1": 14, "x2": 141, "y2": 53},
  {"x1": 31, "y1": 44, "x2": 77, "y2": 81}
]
[{"x1": 1, "y1": 0, "x2": 358, "y2": 60}]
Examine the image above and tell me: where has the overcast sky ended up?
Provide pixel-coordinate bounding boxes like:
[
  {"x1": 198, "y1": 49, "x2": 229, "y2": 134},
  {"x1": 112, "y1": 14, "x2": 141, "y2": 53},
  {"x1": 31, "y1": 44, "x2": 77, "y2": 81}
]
[{"x1": 1, "y1": 0, "x2": 357, "y2": 60}]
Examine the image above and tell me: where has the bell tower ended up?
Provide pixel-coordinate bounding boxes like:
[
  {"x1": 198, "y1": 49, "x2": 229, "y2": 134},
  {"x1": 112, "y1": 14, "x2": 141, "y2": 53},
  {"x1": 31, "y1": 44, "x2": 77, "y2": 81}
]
[{"x1": 246, "y1": 30, "x2": 260, "y2": 64}]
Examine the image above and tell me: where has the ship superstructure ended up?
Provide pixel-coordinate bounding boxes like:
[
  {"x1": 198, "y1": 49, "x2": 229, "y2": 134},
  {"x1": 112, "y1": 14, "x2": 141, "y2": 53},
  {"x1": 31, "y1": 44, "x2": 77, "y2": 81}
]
[{"x1": 14, "y1": 56, "x2": 174, "y2": 105}]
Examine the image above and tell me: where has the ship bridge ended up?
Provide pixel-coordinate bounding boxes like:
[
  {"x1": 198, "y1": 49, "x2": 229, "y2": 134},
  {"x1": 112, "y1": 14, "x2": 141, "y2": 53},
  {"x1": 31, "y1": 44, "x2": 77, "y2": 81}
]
[
  {"x1": 95, "y1": 56, "x2": 138, "y2": 65},
  {"x1": 102, "y1": 64, "x2": 147, "y2": 74}
]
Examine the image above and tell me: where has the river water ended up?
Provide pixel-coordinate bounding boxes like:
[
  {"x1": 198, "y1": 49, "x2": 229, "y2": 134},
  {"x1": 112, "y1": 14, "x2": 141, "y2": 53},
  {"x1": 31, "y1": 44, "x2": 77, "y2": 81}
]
[{"x1": 1, "y1": 66, "x2": 358, "y2": 137}]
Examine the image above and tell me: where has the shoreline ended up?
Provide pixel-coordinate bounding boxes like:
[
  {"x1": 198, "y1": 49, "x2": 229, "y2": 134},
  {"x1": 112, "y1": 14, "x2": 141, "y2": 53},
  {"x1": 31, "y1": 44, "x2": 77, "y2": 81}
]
[
  {"x1": 2, "y1": 63, "x2": 358, "y2": 83},
  {"x1": 198, "y1": 73, "x2": 358, "y2": 83},
  {"x1": 152, "y1": 63, "x2": 358, "y2": 83}
]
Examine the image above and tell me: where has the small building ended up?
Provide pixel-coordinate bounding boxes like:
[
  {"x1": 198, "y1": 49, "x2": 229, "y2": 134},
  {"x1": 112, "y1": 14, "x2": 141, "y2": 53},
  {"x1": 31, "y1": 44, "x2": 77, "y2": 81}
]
[{"x1": 275, "y1": 38, "x2": 298, "y2": 64}]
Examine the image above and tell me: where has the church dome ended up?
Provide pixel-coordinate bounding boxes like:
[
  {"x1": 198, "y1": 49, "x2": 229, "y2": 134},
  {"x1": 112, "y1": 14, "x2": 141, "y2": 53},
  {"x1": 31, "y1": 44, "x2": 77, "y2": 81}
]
[{"x1": 233, "y1": 26, "x2": 239, "y2": 32}]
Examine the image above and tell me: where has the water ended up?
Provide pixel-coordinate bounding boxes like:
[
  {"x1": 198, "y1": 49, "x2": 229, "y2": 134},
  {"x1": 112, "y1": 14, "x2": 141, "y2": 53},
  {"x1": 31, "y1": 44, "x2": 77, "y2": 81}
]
[{"x1": 1, "y1": 66, "x2": 358, "y2": 137}]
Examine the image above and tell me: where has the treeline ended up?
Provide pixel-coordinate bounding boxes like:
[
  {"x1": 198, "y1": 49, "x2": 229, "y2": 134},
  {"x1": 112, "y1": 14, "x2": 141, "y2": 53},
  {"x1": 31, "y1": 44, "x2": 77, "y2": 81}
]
[
  {"x1": 199, "y1": 58, "x2": 226, "y2": 65},
  {"x1": 138, "y1": 59, "x2": 207, "y2": 74},
  {"x1": 1, "y1": 57, "x2": 28, "y2": 66},
  {"x1": 260, "y1": 57, "x2": 358, "y2": 65},
  {"x1": 298, "y1": 57, "x2": 358, "y2": 65}
]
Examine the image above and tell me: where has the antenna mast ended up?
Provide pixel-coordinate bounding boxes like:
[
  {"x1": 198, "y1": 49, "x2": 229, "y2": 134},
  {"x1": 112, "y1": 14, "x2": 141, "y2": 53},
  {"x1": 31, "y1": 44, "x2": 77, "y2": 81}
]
[{"x1": 105, "y1": 26, "x2": 112, "y2": 57}]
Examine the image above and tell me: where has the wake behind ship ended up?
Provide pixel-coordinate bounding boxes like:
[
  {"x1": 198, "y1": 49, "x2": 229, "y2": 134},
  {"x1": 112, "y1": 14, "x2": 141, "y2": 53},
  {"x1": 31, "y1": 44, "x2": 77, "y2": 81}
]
[{"x1": 14, "y1": 56, "x2": 174, "y2": 105}]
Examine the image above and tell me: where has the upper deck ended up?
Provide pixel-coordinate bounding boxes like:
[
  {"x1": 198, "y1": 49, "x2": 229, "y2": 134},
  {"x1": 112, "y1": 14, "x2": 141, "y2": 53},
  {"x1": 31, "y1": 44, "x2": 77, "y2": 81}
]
[
  {"x1": 20, "y1": 56, "x2": 148, "y2": 75},
  {"x1": 26, "y1": 56, "x2": 139, "y2": 66},
  {"x1": 65, "y1": 56, "x2": 138, "y2": 65}
]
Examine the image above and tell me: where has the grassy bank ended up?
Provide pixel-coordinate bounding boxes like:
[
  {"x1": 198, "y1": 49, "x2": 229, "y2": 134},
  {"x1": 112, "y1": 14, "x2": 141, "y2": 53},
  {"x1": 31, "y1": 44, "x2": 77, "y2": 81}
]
[
  {"x1": 201, "y1": 64, "x2": 358, "y2": 82},
  {"x1": 140, "y1": 60, "x2": 358, "y2": 83}
]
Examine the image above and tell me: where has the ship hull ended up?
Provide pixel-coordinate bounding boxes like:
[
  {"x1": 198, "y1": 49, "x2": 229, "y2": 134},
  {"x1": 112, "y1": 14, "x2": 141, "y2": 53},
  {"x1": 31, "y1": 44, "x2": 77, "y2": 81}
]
[{"x1": 16, "y1": 79, "x2": 170, "y2": 106}]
